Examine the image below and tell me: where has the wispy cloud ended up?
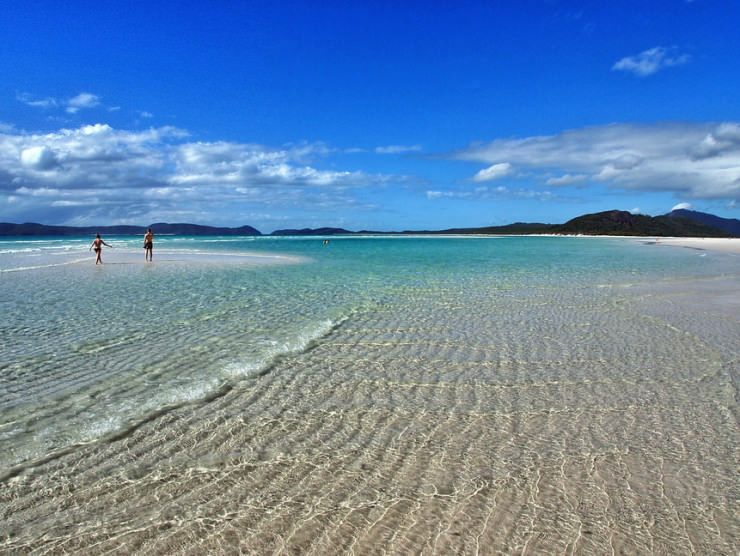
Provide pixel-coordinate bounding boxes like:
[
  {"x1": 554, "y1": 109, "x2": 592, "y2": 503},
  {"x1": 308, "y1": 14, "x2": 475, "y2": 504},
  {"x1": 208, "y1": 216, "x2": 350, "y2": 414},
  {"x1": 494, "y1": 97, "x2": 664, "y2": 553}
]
[
  {"x1": 16, "y1": 93, "x2": 58, "y2": 109},
  {"x1": 374, "y1": 144, "x2": 422, "y2": 155},
  {"x1": 427, "y1": 185, "x2": 555, "y2": 202},
  {"x1": 612, "y1": 46, "x2": 690, "y2": 77},
  {"x1": 17, "y1": 91, "x2": 103, "y2": 114},
  {"x1": 66, "y1": 92, "x2": 100, "y2": 113},
  {"x1": 546, "y1": 173, "x2": 587, "y2": 186},
  {"x1": 454, "y1": 122, "x2": 740, "y2": 201},
  {"x1": 473, "y1": 162, "x2": 512, "y2": 182}
]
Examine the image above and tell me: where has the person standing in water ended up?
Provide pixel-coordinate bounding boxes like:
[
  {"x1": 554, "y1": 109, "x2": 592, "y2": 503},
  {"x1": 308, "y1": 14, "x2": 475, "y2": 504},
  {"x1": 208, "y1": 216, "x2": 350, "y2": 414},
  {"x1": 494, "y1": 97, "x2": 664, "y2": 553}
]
[
  {"x1": 143, "y1": 228, "x2": 154, "y2": 262},
  {"x1": 89, "y1": 233, "x2": 111, "y2": 265}
]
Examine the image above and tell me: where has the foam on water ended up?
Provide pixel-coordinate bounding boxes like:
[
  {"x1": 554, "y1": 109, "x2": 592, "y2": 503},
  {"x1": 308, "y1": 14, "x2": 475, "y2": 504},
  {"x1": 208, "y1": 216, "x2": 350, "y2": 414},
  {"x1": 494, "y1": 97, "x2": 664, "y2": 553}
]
[
  {"x1": 222, "y1": 317, "x2": 344, "y2": 378},
  {"x1": 0, "y1": 257, "x2": 90, "y2": 272}
]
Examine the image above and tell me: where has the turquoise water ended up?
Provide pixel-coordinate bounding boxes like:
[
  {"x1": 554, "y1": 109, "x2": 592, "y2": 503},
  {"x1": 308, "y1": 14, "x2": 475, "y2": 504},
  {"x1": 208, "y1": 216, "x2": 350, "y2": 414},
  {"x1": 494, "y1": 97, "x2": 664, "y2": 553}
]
[
  {"x1": 1, "y1": 235, "x2": 738, "y2": 553},
  {"x1": 0, "y1": 235, "x2": 732, "y2": 472}
]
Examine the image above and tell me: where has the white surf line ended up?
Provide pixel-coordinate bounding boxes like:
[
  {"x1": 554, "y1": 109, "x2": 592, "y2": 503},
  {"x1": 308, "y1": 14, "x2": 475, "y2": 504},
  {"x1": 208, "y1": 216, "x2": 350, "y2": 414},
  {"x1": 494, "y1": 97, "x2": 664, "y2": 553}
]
[{"x1": 0, "y1": 257, "x2": 90, "y2": 273}]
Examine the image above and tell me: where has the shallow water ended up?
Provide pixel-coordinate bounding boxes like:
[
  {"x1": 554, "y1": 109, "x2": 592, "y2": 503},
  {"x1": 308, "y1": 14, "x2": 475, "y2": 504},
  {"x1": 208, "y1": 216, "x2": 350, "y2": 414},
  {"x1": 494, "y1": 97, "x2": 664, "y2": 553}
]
[{"x1": 1, "y1": 236, "x2": 738, "y2": 554}]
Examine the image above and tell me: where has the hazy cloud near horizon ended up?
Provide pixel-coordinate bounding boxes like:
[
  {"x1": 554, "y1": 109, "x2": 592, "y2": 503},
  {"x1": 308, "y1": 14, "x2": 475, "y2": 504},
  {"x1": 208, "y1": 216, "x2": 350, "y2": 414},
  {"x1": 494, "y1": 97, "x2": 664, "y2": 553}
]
[{"x1": 456, "y1": 122, "x2": 740, "y2": 202}]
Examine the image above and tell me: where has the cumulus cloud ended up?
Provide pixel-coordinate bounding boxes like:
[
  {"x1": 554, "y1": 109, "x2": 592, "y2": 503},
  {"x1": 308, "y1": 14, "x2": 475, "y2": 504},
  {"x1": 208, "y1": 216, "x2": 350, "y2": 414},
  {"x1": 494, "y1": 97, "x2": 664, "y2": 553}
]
[
  {"x1": 0, "y1": 123, "x2": 397, "y2": 225},
  {"x1": 691, "y1": 123, "x2": 740, "y2": 159},
  {"x1": 612, "y1": 46, "x2": 690, "y2": 77},
  {"x1": 455, "y1": 122, "x2": 740, "y2": 201},
  {"x1": 473, "y1": 162, "x2": 512, "y2": 182},
  {"x1": 20, "y1": 146, "x2": 59, "y2": 170}
]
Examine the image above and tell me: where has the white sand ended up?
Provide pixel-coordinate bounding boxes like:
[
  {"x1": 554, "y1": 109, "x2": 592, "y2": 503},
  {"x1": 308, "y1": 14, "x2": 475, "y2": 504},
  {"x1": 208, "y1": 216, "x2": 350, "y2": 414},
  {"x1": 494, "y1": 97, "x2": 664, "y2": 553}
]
[
  {"x1": 648, "y1": 237, "x2": 740, "y2": 254},
  {"x1": 531, "y1": 233, "x2": 740, "y2": 255}
]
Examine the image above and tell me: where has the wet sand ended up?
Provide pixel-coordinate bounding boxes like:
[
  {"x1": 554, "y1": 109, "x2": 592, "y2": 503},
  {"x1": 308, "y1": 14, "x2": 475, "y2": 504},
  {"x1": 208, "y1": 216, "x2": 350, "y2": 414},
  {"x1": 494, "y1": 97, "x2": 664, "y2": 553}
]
[
  {"x1": 0, "y1": 248, "x2": 305, "y2": 274},
  {"x1": 1, "y1": 251, "x2": 738, "y2": 554},
  {"x1": 650, "y1": 237, "x2": 740, "y2": 255},
  {"x1": 536, "y1": 234, "x2": 740, "y2": 255}
]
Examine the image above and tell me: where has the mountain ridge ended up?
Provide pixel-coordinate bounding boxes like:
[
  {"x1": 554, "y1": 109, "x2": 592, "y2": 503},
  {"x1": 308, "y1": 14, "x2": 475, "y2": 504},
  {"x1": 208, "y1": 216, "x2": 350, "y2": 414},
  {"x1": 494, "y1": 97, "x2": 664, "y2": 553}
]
[
  {"x1": 666, "y1": 209, "x2": 740, "y2": 236},
  {"x1": 1, "y1": 209, "x2": 737, "y2": 237},
  {"x1": 0, "y1": 222, "x2": 262, "y2": 236}
]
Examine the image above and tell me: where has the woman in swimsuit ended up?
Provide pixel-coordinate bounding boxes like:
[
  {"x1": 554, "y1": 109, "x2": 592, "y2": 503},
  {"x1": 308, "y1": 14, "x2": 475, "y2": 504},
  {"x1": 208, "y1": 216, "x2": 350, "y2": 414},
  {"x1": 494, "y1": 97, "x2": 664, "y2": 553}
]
[{"x1": 89, "y1": 233, "x2": 111, "y2": 265}]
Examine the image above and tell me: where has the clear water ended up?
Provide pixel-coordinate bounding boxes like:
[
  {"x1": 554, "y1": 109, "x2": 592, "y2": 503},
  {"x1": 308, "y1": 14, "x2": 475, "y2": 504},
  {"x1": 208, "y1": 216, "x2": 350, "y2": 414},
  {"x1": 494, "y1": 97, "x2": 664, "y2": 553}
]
[{"x1": 1, "y1": 235, "x2": 738, "y2": 553}]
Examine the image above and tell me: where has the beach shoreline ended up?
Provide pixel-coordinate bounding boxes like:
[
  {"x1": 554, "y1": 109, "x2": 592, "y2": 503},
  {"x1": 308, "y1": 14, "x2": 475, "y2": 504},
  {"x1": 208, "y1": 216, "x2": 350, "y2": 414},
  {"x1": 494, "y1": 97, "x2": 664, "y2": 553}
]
[
  {"x1": 525, "y1": 234, "x2": 740, "y2": 254},
  {"x1": 645, "y1": 236, "x2": 740, "y2": 254}
]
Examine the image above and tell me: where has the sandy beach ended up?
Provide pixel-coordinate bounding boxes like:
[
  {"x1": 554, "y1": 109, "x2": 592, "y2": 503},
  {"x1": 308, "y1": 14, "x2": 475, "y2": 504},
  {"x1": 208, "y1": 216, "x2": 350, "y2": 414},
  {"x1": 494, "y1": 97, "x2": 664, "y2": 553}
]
[
  {"x1": 650, "y1": 236, "x2": 740, "y2": 254},
  {"x1": 532, "y1": 234, "x2": 740, "y2": 255}
]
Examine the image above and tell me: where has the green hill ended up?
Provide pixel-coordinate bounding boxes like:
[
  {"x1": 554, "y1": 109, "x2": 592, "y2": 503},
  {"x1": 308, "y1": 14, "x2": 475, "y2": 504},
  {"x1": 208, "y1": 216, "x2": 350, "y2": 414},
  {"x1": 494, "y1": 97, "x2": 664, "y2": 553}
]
[{"x1": 555, "y1": 210, "x2": 728, "y2": 237}]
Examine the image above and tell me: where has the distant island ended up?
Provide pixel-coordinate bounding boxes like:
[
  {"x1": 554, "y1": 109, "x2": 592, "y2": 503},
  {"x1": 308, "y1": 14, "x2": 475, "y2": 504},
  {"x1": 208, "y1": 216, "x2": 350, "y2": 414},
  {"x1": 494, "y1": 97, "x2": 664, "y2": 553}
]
[
  {"x1": 0, "y1": 222, "x2": 261, "y2": 237},
  {"x1": 1, "y1": 209, "x2": 738, "y2": 237}
]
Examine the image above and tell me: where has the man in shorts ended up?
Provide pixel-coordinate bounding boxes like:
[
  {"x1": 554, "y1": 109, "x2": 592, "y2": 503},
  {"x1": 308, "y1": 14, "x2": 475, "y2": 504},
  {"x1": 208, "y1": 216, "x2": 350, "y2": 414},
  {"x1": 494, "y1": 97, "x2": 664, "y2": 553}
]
[{"x1": 144, "y1": 228, "x2": 154, "y2": 262}]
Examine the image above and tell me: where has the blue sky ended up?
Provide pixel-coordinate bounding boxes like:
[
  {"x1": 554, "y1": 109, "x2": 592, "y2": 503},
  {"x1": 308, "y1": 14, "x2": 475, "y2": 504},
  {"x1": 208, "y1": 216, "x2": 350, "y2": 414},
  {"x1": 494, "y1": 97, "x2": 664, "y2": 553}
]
[{"x1": 1, "y1": 0, "x2": 738, "y2": 231}]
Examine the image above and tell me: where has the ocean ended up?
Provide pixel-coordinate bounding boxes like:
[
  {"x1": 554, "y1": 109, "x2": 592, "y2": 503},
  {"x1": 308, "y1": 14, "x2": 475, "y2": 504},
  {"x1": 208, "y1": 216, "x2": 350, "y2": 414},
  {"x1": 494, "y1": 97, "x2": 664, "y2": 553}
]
[{"x1": 1, "y1": 235, "x2": 738, "y2": 553}]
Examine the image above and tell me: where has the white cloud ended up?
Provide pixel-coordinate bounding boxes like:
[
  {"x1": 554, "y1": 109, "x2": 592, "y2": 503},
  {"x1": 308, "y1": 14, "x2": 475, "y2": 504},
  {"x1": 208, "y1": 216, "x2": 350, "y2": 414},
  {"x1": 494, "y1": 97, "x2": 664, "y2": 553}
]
[
  {"x1": 139, "y1": 111, "x2": 154, "y2": 119},
  {"x1": 426, "y1": 185, "x2": 554, "y2": 202},
  {"x1": 546, "y1": 173, "x2": 587, "y2": 186},
  {"x1": 455, "y1": 122, "x2": 740, "y2": 201},
  {"x1": 473, "y1": 162, "x2": 512, "y2": 182},
  {"x1": 169, "y1": 141, "x2": 375, "y2": 190},
  {"x1": 51, "y1": 200, "x2": 90, "y2": 207},
  {"x1": 672, "y1": 202, "x2": 692, "y2": 211},
  {"x1": 18, "y1": 91, "x2": 104, "y2": 114},
  {"x1": 0, "y1": 123, "x2": 397, "y2": 225},
  {"x1": 691, "y1": 123, "x2": 740, "y2": 159},
  {"x1": 20, "y1": 146, "x2": 59, "y2": 170},
  {"x1": 612, "y1": 46, "x2": 690, "y2": 77},
  {"x1": 17, "y1": 93, "x2": 58, "y2": 109},
  {"x1": 629, "y1": 207, "x2": 641, "y2": 214},
  {"x1": 374, "y1": 145, "x2": 422, "y2": 154},
  {"x1": 66, "y1": 92, "x2": 101, "y2": 113}
]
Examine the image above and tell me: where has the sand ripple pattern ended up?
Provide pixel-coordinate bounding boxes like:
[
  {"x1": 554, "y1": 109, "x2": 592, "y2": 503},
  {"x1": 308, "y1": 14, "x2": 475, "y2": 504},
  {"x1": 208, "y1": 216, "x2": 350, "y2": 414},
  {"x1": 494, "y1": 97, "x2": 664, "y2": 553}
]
[{"x1": 2, "y1": 266, "x2": 738, "y2": 554}]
